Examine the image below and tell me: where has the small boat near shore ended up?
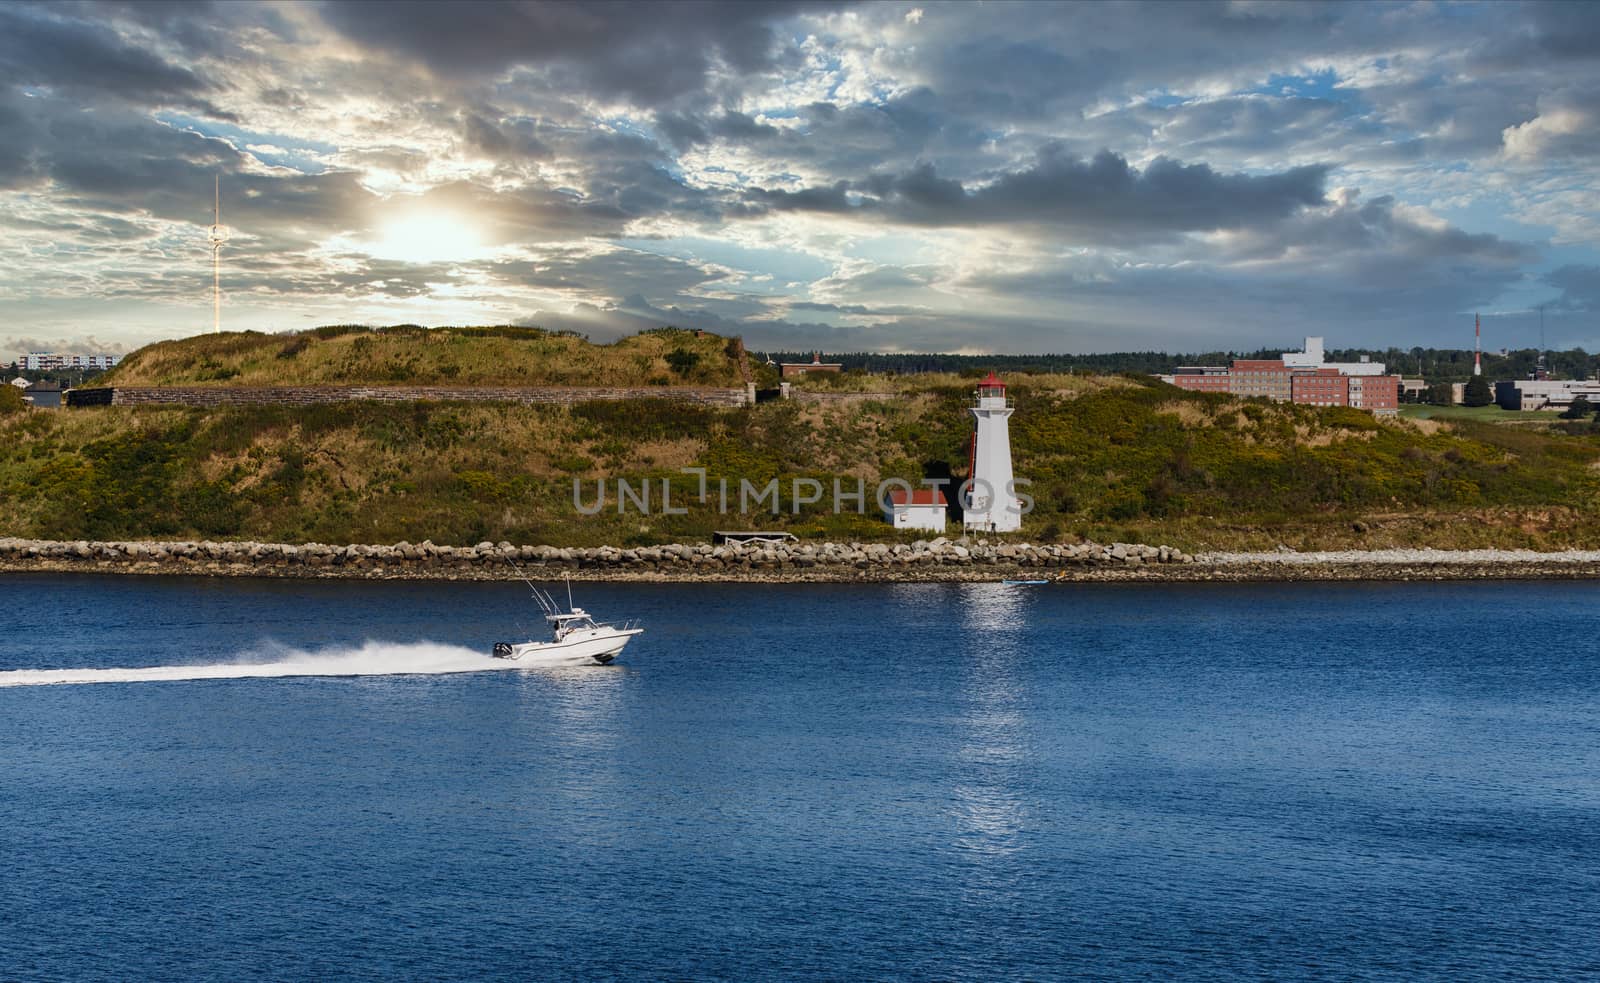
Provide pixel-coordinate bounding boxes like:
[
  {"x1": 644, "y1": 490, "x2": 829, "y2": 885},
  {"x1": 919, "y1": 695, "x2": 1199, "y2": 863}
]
[
  {"x1": 1001, "y1": 579, "x2": 1049, "y2": 585},
  {"x1": 492, "y1": 578, "x2": 641, "y2": 665}
]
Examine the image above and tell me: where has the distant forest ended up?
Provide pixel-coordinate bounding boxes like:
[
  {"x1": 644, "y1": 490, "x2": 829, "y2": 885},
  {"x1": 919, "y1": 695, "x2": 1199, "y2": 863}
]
[{"x1": 763, "y1": 347, "x2": 1600, "y2": 383}]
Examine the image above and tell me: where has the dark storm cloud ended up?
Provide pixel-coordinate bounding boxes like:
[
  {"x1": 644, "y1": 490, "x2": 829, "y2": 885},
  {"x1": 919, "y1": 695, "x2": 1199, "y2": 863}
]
[
  {"x1": 1214, "y1": 193, "x2": 1532, "y2": 268},
  {"x1": 317, "y1": 0, "x2": 836, "y2": 107},
  {"x1": 459, "y1": 112, "x2": 552, "y2": 160},
  {"x1": 1479, "y1": 0, "x2": 1600, "y2": 66},
  {"x1": 0, "y1": 92, "x2": 42, "y2": 189},
  {"x1": 656, "y1": 92, "x2": 980, "y2": 186},
  {"x1": 0, "y1": 5, "x2": 231, "y2": 117},
  {"x1": 884, "y1": 1, "x2": 1391, "y2": 127},
  {"x1": 963, "y1": 193, "x2": 1531, "y2": 341},
  {"x1": 653, "y1": 110, "x2": 780, "y2": 151},
  {"x1": 26, "y1": 96, "x2": 376, "y2": 240},
  {"x1": 746, "y1": 150, "x2": 1328, "y2": 241},
  {"x1": 1545, "y1": 266, "x2": 1600, "y2": 313},
  {"x1": 488, "y1": 247, "x2": 729, "y2": 300}
]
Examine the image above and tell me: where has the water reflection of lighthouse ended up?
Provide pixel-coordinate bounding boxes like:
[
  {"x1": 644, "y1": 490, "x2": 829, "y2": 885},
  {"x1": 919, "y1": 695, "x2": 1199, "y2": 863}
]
[{"x1": 963, "y1": 372, "x2": 1021, "y2": 533}]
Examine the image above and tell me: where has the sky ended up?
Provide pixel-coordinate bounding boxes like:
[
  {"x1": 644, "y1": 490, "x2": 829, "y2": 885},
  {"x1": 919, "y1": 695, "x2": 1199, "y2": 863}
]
[{"x1": 1, "y1": 0, "x2": 1598, "y2": 360}]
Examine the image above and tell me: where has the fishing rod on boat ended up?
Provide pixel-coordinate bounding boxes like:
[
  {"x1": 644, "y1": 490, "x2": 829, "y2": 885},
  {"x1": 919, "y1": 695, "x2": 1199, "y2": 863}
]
[{"x1": 505, "y1": 556, "x2": 558, "y2": 616}]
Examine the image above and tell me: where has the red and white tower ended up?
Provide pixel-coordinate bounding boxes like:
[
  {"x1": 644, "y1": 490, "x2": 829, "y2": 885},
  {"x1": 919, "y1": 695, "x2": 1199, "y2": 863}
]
[
  {"x1": 963, "y1": 372, "x2": 1022, "y2": 533},
  {"x1": 1473, "y1": 313, "x2": 1482, "y2": 377}
]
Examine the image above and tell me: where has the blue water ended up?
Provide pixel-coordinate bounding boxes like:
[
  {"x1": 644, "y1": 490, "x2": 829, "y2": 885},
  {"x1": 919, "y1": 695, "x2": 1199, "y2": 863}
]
[{"x1": 3, "y1": 574, "x2": 1600, "y2": 980}]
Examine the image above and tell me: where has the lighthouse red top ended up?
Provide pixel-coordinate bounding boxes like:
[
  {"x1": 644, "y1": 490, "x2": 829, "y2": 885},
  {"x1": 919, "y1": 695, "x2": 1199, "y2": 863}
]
[{"x1": 977, "y1": 371, "x2": 1006, "y2": 398}]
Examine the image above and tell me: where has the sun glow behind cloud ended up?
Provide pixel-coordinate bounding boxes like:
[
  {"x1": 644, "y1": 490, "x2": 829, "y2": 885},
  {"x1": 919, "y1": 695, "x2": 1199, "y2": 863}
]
[{"x1": 368, "y1": 212, "x2": 487, "y2": 264}]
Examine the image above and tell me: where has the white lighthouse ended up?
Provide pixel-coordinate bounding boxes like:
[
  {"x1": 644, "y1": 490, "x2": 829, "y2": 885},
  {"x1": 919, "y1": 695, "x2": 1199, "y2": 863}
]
[{"x1": 963, "y1": 371, "x2": 1021, "y2": 533}]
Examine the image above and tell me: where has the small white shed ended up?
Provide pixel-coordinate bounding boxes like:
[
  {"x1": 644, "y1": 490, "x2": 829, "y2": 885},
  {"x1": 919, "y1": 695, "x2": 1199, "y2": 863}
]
[{"x1": 884, "y1": 488, "x2": 947, "y2": 533}]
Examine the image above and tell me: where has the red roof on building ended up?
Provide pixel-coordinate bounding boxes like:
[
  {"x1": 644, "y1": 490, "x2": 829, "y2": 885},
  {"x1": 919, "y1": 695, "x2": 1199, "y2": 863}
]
[
  {"x1": 888, "y1": 489, "x2": 948, "y2": 507},
  {"x1": 978, "y1": 371, "x2": 1005, "y2": 388}
]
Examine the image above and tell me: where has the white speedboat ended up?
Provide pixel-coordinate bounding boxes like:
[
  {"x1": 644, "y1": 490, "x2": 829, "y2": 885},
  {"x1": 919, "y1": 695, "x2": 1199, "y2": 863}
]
[{"x1": 492, "y1": 581, "x2": 641, "y2": 665}]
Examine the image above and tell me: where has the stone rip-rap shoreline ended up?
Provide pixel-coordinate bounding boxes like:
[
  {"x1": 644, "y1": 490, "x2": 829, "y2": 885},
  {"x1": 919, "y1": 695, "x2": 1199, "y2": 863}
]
[{"x1": 4, "y1": 537, "x2": 1600, "y2": 583}]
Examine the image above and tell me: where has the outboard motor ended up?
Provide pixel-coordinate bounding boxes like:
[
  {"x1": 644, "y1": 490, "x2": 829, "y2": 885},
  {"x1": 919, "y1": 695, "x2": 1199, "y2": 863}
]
[{"x1": 492, "y1": 642, "x2": 514, "y2": 659}]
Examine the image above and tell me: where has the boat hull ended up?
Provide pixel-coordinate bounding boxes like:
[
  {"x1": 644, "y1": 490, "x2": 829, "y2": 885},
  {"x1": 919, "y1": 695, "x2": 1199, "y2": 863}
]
[{"x1": 495, "y1": 627, "x2": 642, "y2": 665}]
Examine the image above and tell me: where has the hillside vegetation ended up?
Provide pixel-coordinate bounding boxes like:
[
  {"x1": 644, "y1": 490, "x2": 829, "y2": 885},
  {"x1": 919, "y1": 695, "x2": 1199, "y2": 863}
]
[
  {"x1": 99, "y1": 325, "x2": 746, "y2": 388},
  {"x1": 5, "y1": 371, "x2": 1600, "y2": 550}
]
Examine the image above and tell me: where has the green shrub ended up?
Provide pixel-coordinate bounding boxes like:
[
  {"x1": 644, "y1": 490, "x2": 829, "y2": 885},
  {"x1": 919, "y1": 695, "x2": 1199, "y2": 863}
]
[{"x1": 666, "y1": 348, "x2": 701, "y2": 377}]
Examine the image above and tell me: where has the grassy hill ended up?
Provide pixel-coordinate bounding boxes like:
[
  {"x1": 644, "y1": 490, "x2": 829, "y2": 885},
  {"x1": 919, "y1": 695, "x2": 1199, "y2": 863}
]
[
  {"x1": 98, "y1": 324, "x2": 747, "y2": 388},
  {"x1": 5, "y1": 356, "x2": 1600, "y2": 549}
]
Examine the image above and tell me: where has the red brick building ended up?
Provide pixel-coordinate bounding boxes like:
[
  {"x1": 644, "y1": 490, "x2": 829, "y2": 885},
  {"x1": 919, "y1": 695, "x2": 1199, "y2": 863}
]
[
  {"x1": 1227, "y1": 359, "x2": 1294, "y2": 401},
  {"x1": 1290, "y1": 367, "x2": 1348, "y2": 407},
  {"x1": 779, "y1": 352, "x2": 843, "y2": 378},
  {"x1": 1347, "y1": 374, "x2": 1399, "y2": 412},
  {"x1": 1168, "y1": 366, "x2": 1231, "y2": 392},
  {"x1": 1165, "y1": 339, "x2": 1400, "y2": 414}
]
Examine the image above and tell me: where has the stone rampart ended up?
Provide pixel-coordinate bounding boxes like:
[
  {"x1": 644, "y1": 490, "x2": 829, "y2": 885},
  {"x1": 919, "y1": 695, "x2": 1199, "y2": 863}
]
[
  {"x1": 788, "y1": 390, "x2": 902, "y2": 404},
  {"x1": 65, "y1": 385, "x2": 750, "y2": 408}
]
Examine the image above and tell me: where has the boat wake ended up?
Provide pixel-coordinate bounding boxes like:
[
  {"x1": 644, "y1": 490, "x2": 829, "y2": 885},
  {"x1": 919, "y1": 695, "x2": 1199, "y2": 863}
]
[{"x1": 0, "y1": 640, "x2": 517, "y2": 688}]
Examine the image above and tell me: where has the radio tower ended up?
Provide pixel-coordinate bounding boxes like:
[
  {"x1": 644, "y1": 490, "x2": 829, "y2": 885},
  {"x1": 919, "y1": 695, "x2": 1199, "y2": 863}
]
[
  {"x1": 1473, "y1": 313, "x2": 1481, "y2": 376},
  {"x1": 207, "y1": 175, "x2": 229, "y2": 332}
]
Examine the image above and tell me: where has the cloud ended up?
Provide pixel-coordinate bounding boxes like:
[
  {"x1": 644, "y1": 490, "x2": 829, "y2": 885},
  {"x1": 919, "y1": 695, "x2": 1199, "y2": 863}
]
[
  {"x1": 0, "y1": 0, "x2": 1592, "y2": 354},
  {"x1": 0, "y1": 5, "x2": 232, "y2": 117},
  {"x1": 2, "y1": 334, "x2": 130, "y2": 358},
  {"x1": 1501, "y1": 94, "x2": 1600, "y2": 162},
  {"x1": 317, "y1": 1, "x2": 836, "y2": 107},
  {"x1": 747, "y1": 150, "x2": 1328, "y2": 242},
  {"x1": 954, "y1": 191, "x2": 1534, "y2": 348},
  {"x1": 1545, "y1": 265, "x2": 1600, "y2": 313}
]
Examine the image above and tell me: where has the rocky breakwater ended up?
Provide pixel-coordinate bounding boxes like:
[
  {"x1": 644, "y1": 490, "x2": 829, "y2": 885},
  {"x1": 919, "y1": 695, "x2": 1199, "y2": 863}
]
[
  {"x1": 0, "y1": 536, "x2": 1194, "y2": 583},
  {"x1": 1193, "y1": 547, "x2": 1600, "y2": 582}
]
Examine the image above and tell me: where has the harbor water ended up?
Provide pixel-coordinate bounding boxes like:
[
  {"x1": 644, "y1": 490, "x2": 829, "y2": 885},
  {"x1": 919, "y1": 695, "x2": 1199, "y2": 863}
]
[{"x1": 2, "y1": 574, "x2": 1599, "y2": 979}]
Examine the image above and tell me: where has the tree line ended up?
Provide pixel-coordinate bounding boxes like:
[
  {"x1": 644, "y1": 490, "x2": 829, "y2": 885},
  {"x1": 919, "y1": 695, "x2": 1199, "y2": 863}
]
[{"x1": 761, "y1": 347, "x2": 1600, "y2": 384}]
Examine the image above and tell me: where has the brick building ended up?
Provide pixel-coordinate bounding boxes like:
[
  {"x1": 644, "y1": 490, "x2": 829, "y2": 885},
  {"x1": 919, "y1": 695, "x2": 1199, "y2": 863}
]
[
  {"x1": 1347, "y1": 374, "x2": 1399, "y2": 412},
  {"x1": 1169, "y1": 366, "x2": 1230, "y2": 392},
  {"x1": 1290, "y1": 367, "x2": 1348, "y2": 407},
  {"x1": 1229, "y1": 359, "x2": 1293, "y2": 401},
  {"x1": 1164, "y1": 336, "x2": 1400, "y2": 414},
  {"x1": 779, "y1": 352, "x2": 843, "y2": 378}
]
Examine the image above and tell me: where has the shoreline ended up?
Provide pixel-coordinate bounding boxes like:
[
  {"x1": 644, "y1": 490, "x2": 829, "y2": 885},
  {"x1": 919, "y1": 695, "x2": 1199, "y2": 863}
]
[{"x1": 4, "y1": 538, "x2": 1600, "y2": 584}]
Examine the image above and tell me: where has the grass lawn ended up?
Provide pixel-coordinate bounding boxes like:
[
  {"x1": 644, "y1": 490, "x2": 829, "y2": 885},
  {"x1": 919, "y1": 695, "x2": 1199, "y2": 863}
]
[{"x1": 1400, "y1": 403, "x2": 1560, "y2": 422}]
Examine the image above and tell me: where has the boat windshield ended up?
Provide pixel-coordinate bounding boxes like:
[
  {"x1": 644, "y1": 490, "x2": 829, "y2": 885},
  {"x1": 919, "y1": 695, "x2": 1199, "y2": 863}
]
[{"x1": 548, "y1": 613, "x2": 600, "y2": 637}]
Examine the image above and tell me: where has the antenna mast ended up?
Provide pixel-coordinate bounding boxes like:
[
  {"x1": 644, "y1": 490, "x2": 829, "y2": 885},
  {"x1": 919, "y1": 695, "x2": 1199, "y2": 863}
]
[
  {"x1": 1473, "y1": 313, "x2": 1481, "y2": 376},
  {"x1": 207, "y1": 175, "x2": 229, "y2": 333}
]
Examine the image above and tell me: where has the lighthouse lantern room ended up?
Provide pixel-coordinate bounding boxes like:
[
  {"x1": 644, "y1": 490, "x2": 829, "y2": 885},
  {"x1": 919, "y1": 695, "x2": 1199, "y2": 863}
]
[{"x1": 964, "y1": 371, "x2": 1021, "y2": 533}]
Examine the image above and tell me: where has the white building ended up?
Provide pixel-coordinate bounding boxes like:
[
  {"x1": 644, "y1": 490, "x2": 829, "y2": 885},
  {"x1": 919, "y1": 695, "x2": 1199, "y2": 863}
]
[
  {"x1": 1281, "y1": 336, "x2": 1386, "y2": 376},
  {"x1": 963, "y1": 372, "x2": 1022, "y2": 533},
  {"x1": 21, "y1": 353, "x2": 121, "y2": 371},
  {"x1": 1494, "y1": 379, "x2": 1600, "y2": 411},
  {"x1": 885, "y1": 489, "x2": 947, "y2": 533}
]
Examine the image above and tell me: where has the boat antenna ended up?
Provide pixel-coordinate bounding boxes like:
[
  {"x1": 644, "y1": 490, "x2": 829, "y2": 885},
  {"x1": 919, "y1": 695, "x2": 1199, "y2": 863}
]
[
  {"x1": 505, "y1": 555, "x2": 556, "y2": 615},
  {"x1": 566, "y1": 573, "x2": 574, "y2": 612}
]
